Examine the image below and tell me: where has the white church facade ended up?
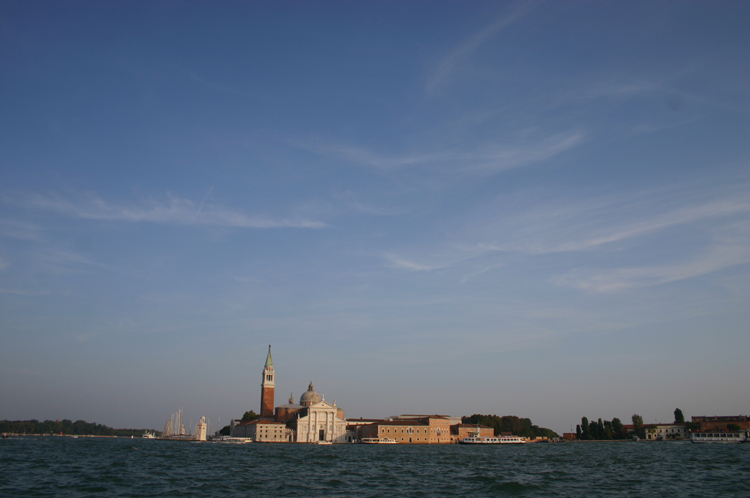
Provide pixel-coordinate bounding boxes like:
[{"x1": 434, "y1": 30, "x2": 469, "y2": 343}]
[{"x1": 292, "y1": 397, "x2": 348, "y2": 443}]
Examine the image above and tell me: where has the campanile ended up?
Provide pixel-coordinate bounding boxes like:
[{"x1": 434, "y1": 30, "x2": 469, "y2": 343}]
[{"x1": 260, "y1": 345, "x2": 275, "y2": 418}]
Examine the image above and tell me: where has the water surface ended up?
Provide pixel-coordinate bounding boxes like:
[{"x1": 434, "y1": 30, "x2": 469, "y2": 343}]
[{"x1": 1, "y1": 437, "x2": 748, "y2": 497}]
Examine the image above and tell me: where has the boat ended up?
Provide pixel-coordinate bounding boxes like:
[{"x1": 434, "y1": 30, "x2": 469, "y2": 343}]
[
  {"x1": 142, "y1": 431, "x2": 157, "y2": 439},
  {"x1": 459, "y1": 435, "x2": 526, "y2": 444},
  {"x1": 159, "y1": 408, "x2": 197, "y2": 440},
  {"x1": 360, "y1": 437, "x2": 398, "y2": 444},
  {"x1": 458, "y1": 426, "x2": 525, "y2": 445},
  {"x1": 317, "y1": 440, "x2": 333, "y2": 445},
  {"x1": 212, "y1": 436, "x2": 253, "y2": 444},
  {"x1": 690, "y1": 431, "x2": 748, "y2": 443}
]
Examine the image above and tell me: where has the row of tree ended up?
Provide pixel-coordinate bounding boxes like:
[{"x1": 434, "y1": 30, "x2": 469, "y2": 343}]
[
  {"x1": 577, "y1": 408, "x2": 688, "y2": 440},
  {"x1": 0, "y1": 419, "x2": 155, "y2": 437},
  {"x1": 576, "y1": 416, "x2": 627, "y2": 440},
  {"x1": 462, "y1": 414, "x2": 559, "y2": 439}
]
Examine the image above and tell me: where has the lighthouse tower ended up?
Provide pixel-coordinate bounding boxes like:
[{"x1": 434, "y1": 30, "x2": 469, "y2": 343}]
[{"x1": 260, "y1": 345, "x2": 275, "y2": 418}]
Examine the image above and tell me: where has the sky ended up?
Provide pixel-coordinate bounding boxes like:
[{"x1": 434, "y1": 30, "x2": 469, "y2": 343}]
[{"x1": 1, "y1": 1, "x2": 748, "y2": 436}]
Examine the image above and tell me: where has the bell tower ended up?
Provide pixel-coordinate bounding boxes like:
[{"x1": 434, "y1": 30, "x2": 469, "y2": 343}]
[{"x1": 260, "y1": 345, "x2": 275, "y2": 418}]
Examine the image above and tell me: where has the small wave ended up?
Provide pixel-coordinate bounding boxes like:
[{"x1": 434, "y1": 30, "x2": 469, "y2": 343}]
[{"x1": 488, "y1": 480, "x2": 541, "y2": 493}]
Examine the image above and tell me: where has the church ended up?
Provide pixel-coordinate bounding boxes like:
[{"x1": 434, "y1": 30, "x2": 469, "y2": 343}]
[{"x1": 230, "y1": 346, "x2": 349, "y2": 443}]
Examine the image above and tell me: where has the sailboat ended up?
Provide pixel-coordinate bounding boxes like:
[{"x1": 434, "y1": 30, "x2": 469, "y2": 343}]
[{"x1": 160, "y1": 408, "x2": 195, "y2": 440}]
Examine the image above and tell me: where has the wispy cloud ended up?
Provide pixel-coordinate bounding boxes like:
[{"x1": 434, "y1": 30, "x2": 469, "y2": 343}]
[
  {"x1": 564, "y1": 79, "x2": 662, "y2": 104},
  {"x1": 385, "y1": 254, "x2": 445, "y2": 272},
  {"x1": 427, "y1": 2, "x2": 535, "y2": 94},
  {"x1": 384, "y1": 180, "x2": 750, "y2": 289},
  {"x1": 333, "y1": 191, "x2": 408, "y2": 216},
  {"x1": 460, "y1": 263, "x2": 503, "y2": 284},
  {"x1": 299, "y1": 131, "x2": 584, "y2": 173},
  {"x1": 550, "y1": 238, "x2": 750, "y2": 292},
  {"x1": 475, "y1": 189, "x2": 750, "y2": 255},
  {"x1": 13, "y1": 193, "x2": 326, "y2": 229},
  {"x1": 0, "y1": 220, "x2": 46, "y2": 241},
  {"x1": 0, "y1": 288, "x2": 51, "y2": 296}
]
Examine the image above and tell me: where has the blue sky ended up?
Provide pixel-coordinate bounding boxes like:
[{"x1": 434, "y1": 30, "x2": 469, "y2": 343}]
[{"x1": 1, "y1": 1, "x2": 748, "y2": 435}]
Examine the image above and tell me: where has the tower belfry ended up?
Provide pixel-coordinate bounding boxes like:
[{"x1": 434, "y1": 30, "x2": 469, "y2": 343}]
[{"x1": 260, "y1": 345, "x2": 275, "y2": 418}]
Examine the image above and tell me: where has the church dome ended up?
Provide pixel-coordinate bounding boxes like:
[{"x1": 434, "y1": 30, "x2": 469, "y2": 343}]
[{"x1": 300, "y1": 382, "x2": 321, "y2": 406}]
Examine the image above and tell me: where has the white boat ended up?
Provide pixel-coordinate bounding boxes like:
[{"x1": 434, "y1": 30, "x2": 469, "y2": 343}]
[
  {"x1": 458, "y1": 425, "x2": 525, "y2": 445},
  {"x1": 691, "y1": 431, "x2": 748, "y2": 443},
  {"x1": 317, "y1": 440, "x2": 333, "y2": 445},
  {"x1": 213, "y1": 436, "x2": 253, "y2": 444},
  {"x1": 142, "y1": 431, "x2": 156, "y2": 439},
  {"x1": 361, "y1": 437, "x2": 398, "y2": 444},
  {"x1": 459, "y1": 435, "x2": 526, "y2": 444}
]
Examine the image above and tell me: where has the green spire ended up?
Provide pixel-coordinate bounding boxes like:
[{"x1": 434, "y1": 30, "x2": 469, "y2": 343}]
[{"x1": 265, "y1": 345, "x2": 273, "y2": 367}]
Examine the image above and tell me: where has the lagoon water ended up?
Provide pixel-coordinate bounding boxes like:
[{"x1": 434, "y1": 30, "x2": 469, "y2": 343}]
[{"x1": 1, "y1": 436, "x2": 748, "y2": 497}]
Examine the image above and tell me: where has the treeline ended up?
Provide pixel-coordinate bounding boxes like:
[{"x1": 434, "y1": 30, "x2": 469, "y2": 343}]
[
  {"x1": 576, "y1": 417, "x2": 628, "y2": 440},
  {"x1": 0, "y1": 419, "x2": 157, "y2": 437},
  {"x1": 577, "y1": 409, "x2": 689, "y2": 440},
  {"x1": 462, "y1": 414, "x2": 559, "y2": 439}
]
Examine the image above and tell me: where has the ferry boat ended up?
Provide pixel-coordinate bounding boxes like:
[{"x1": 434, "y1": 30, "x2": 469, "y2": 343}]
[
  {"x1": 142, "y1": 431, "x2": 156, "y2": 439},
  {"x1": 212, "y1": 436, "x2": 253, "y2": 444},
  {"x1": 458, "y1": 425, "x2": 526, "y2": 445},
  {"x1": 690, "y1": 431, "x2": 748, "y2": 443},
  {"x1": 360, "y1": 437, "x2": 398, "y2": 444},
  {"x1": 459, "y1": 435, "x2": 526, "y2": 444}
]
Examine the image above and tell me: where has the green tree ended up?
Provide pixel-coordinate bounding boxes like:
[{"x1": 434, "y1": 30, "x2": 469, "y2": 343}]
[
  {"x1": 242, "y1": 410, "x2": 259, "y2": 422},
  {"x1": 674, "y1": 408, "x2": 685, "y2": 424},
  {"x1": 581, "y1": 417, "x2": 590, "y2": 440},
  {"x1": 219, "y1": 425, "x2": 231, "y2": 435},
  {"x1": 632, "y1": 414, "x2": 644, "y2": 437},
  {"x1": 612, "y1": 418, "x2": 624, "y2": 439},
  {"x1": 461, "y1": 414, "x2": 557, "y2": 438}
]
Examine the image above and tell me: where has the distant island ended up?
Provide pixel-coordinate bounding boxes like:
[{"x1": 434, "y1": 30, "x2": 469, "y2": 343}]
[{"x1": 0, "y1": 419, "x2": 157, "y2": 437}]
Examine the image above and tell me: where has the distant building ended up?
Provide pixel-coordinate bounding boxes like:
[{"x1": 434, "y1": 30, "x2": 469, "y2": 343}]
[
  {"x1": 231, "y1": 419, "x2": 292, "y2": 442},
  {"x1": 359, "y1": 415, "x2": 452, "y2": 444},
  {"x1": 397, "y1": 414, "x2": 462, "y2": 427},
  {"x1": 452, "y1": 424, "x2": 494, "y2": 441},
  {"x1": 643, "y1": 423, "x2": 687, "y2": 440},
  {"x1": 692, "y1": 416, "x2": 750, "y2": 432}
]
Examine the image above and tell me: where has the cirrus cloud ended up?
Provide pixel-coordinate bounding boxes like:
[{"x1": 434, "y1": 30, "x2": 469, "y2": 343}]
[{"x1": 10, "y1": 192, "x2": 327, "y2": 229}]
